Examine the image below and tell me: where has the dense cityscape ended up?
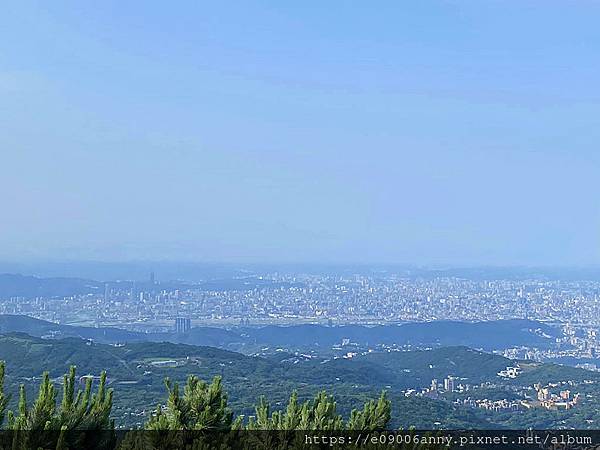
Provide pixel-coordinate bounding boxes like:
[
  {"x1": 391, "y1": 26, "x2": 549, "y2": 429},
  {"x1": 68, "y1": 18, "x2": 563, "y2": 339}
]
[
  {"x1": 2, "y1": 273, "x2": 600, "y2": 342},
  {"x1": 3, "y1": 274, "x2": 600, "y2": 327},
  {"x1": 2, "y1": 272, "x2": 600, "y2": 367}
]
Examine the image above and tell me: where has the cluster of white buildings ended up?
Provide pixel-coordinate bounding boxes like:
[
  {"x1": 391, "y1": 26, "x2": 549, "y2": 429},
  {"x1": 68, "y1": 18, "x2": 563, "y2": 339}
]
[
  {"x1": 454, "y1": 397, "x2": 520, "y2": 411},
  {"x1": 407, "y1": 376, "x2": 463, "y2": 399},
  {"x1": 497, "y1": 365, "x2": 522, "y2": 379},
  {"x1": 521, "y1": 384, "x2": 581, "y2": 410}
]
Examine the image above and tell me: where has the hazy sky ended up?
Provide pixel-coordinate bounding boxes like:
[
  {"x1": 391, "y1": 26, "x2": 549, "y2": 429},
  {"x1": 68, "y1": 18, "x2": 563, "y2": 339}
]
[{"x1": 2, "y1": 1, "x2": 600, "y2": 265}]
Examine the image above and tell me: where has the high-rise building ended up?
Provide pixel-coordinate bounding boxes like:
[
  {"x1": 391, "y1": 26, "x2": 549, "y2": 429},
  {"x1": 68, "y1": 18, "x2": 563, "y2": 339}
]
[
  {"x1": 444, "y1": 377, "x2": 455, "y2": 392},
  {"x1": 175, "y1": 317, "x2": 191, "y2": 334}
]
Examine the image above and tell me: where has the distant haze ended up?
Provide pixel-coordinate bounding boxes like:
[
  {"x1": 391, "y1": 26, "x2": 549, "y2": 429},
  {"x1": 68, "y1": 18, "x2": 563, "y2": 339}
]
[{"x1": 2, "y1": 1, "x2": 600, "y2": 265}]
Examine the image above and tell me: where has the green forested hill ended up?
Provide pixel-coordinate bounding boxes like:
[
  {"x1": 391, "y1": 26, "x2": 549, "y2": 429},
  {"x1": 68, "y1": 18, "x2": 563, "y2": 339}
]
[
  {"x1": 295, "y1": 346, "x2": 512, "y2": 388},
  {"x1": 0, "y1": 333, "x2": 597, "y2": 429}
]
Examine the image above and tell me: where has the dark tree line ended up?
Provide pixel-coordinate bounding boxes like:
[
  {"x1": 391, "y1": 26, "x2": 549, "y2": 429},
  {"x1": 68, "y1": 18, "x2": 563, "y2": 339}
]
[{"x1": 0, "y1": 362, "x2": 444, "y2": 450}]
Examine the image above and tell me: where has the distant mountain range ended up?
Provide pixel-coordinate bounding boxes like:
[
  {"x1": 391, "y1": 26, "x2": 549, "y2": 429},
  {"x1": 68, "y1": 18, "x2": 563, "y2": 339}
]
[
  {"x1": 0, "y1": 315, "x2": 561, "y2": 354},
  {"x1": 240, "y1": 320, "x2": 561, "y2": 351},
  {"x1": 0, "y1": 273, "x2": 299, "y2": 299},
  {"x1": 0, "y1": 274, "x2": 102, "y2": 298},
  {"x1": 4, "y1": 262, "x2": 600, "y2": 282}
]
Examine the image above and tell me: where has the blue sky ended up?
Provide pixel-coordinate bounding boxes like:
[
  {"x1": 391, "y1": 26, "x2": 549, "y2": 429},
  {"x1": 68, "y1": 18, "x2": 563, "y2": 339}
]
[{"x1": 2, "y1": 1, "x2": 600, "y2": 265}]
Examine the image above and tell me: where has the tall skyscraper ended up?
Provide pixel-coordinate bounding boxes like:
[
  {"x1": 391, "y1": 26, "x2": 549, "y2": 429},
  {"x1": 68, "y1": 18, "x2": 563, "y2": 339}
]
[{"x1": 175, "y1": 317, "x2": 191, "y2": 334}]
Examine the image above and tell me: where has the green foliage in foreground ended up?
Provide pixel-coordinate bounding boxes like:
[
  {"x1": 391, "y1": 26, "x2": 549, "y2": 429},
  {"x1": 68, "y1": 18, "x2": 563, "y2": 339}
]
[
  {"x1": 121, "y1": 376, "x2": 393, "y2": 450},
  {"x1": 0, "y1": 363, "x2": 112, "y2": 430},
  {"x1": 0, "y1": 360, "x2": 396, "y2": 449},
  {"x1": 144, "y1": 375, "x2": 391, "y2": 431},
  {"x1": 0, "y1": 361, "x2": 115, "y2": 449},
  {"x1": 0, "y1": 361, "x2": 391, "y2": 431},
  {"x1": 146, "y1": 376, "x2": 238, "y2": 431}
]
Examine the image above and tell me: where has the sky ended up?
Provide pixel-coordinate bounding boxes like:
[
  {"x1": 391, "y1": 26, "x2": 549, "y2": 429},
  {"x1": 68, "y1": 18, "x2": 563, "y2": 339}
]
[{"x1": 1, "y1": 1, "x2": 600, "y2": 266}]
